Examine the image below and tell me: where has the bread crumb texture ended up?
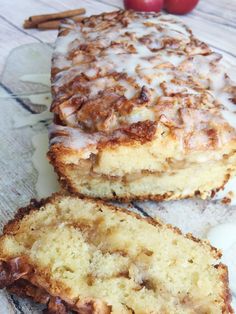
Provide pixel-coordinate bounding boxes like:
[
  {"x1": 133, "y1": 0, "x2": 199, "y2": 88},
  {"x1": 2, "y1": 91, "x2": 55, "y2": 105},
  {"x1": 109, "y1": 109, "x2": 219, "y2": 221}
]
[{"x1": 0, "y1": 195, "x2": 232, "y2": 313}]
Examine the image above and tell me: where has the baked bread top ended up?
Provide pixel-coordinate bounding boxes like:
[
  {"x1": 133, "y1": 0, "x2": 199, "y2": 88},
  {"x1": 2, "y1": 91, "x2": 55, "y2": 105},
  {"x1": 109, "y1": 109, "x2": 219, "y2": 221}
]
[
  {"x1": 50, "y1": 10, "x2": 236, "y2": 158},
  {"x1": 0, "y1": 194, "x2": 233, "y2": 313}
]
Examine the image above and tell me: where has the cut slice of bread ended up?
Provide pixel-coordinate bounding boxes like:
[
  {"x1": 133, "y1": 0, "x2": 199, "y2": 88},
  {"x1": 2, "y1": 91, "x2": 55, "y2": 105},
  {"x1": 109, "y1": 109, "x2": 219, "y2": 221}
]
[{"x1": 0, "y1": 194, "x2": 233, "y2": 313}]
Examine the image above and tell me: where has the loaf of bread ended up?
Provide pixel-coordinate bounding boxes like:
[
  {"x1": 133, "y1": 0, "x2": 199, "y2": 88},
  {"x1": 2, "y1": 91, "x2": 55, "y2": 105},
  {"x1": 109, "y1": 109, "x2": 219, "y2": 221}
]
[
  {"x1": 49, "y1": 10, "x2": 236, "y2": 201},
  {"x1": 0, "y1": 194, "x2": 232, "y2": 313}
]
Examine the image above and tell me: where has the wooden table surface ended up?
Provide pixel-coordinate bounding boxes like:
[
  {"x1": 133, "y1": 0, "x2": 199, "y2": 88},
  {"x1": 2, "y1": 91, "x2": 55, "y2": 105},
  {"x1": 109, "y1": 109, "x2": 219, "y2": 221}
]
[{"x1": 0, "y1": 0, "x2": 236, "y2": 313}]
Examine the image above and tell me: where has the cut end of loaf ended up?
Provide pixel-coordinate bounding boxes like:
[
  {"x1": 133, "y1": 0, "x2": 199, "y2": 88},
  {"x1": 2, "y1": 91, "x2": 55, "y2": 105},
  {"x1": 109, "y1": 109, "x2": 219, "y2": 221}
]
[{"x1": 49, "y1": 9, "x2": 236, "y2": 201}]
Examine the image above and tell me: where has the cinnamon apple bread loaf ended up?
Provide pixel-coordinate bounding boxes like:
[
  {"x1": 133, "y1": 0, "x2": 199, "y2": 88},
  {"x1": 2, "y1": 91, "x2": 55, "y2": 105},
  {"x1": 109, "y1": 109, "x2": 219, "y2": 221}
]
[
  {"x1": 0, "y1": 194, "x2": 233, "y2": 313},
  {"x1": 48, "y1": 10, "x2": 236, "y2": 201}
]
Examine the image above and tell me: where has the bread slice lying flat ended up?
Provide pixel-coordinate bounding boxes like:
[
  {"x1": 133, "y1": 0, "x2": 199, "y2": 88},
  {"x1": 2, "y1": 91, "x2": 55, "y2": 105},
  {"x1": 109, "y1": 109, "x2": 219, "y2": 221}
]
[{"x1": 0, "y1": 194, "x2": 232, "y2": 313}]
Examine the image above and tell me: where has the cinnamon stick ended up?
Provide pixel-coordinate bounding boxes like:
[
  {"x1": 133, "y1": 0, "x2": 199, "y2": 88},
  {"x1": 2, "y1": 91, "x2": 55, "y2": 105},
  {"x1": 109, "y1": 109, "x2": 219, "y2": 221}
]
[
  {"x1": 37, "y1": 16, "x2": 84, "y2": 30},
  {"x1": 23, "y1": 8, "x2": 85, "y2": 29},
  {"x1": 37, "y1": 20, "x2": 61, "y2": 30}
]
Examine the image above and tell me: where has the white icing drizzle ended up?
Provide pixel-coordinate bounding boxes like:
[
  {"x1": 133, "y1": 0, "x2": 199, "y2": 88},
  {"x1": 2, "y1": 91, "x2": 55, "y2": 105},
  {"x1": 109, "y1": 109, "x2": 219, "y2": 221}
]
[
  {"x1": 120, "y1": 16, "x2": 191, "y2": 42},
  {"x1": 126, "y1": 107, "x2": 155, "y2": 124},
  {"x1": 20, "y1": 74, "x2": 51, "y2": 86},
  {"x1": 214, "y1": 58, "x2": 236, "y2": 205},
  {"x1": 98, "y1": 50, "x2": 185, "y2": 89},
  {"x1": 207, "y1": 223, "x2": 236, "y2": 303},
  {"x1": 32, "y1": 132, "x2": 60, "y2": 198},
  {"x1": 11, "y1": 76, "x2": 59, "y2": 197},
  {"x1": 53, "y1": 18, "x2": 189, "y2": 93},
  {"x1": 14, "y1": 111, "x2": 52, "y2": 128},
  {"x1": 216, "y1": 61, "x2": 236, "y2": 134},
  {"x1": 155, "y1": 19, "x2": 189, "y2": 36},
  {"x1": 27, "y1": 93, "x2": 51, "y2": 107},
  {"x1": 54, "y1": 30, "x2": 79, "y2": 55},
  {"x1": 52, "y1": 12, "x2": 192, "y2": 95},
  {"x1": 52, "y1": 12, "x2": 236, "y2": 138},
  {"x1": 13, "y1": 93, "x2": 52, "y2": 128},
  {"x1": 118, "y1": 79, "x2": 137, "y2": 99},
  {"x1": 53, "y1": 55, "x2": 72, "y2": 69},
  {"x1": 49, "y1": 124, "x2": 101, "y2": 159}
]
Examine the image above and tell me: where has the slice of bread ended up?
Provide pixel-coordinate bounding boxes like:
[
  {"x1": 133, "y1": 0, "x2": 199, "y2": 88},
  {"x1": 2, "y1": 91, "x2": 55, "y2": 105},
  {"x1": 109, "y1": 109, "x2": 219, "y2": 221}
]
[{"x1": 0, "y1": 194, "x2": 233, "y2": 313}]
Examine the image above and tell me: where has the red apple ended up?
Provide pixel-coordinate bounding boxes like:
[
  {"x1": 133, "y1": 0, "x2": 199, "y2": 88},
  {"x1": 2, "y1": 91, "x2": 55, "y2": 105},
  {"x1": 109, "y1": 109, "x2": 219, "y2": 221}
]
[
  {"x1": 164, "y1": 0, "x2": 199, "y2": 15},
  {"x1": 124, "y1": 0, "x2": 164, "y2": 12}
]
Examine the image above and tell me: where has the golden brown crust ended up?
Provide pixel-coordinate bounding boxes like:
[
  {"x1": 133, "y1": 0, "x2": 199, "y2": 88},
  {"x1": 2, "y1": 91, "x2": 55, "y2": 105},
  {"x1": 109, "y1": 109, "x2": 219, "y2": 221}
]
[
  {"x1": 122, "y1": 120, "x2": 157, "y2": 144},
  {"x1": 3, "y1": 197, "x2": 55, "y2": 235},
  {"x1": 7, "y1": 279, "x2": 99, "y2": 314},
  {"x1": 4, "y1": 259, "x2": 110, "y2": 314},
  {"x1": 7, "y1": 279, "x2": 50, "y2": 305},
  {"x1": 214, "y1": 264, "x2": 234, "y2": 314},
  {"x1": 0, "y1": 257, "x2": 32, "y2": 289},
  {"x1": 8, "y1": 278, "x2": 112, "y2": 314}
]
